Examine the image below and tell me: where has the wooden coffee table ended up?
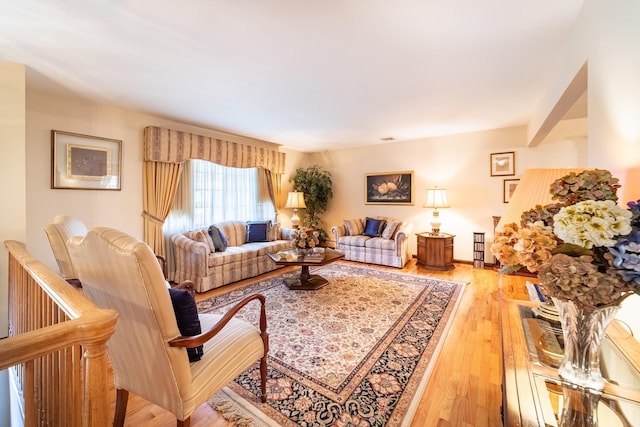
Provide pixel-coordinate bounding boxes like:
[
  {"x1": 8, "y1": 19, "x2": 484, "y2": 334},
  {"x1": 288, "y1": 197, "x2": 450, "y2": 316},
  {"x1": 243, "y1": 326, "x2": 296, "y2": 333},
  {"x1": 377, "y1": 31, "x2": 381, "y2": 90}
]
[{"x1": 267, "y1": 248, "x2": 345, "y2": 290}]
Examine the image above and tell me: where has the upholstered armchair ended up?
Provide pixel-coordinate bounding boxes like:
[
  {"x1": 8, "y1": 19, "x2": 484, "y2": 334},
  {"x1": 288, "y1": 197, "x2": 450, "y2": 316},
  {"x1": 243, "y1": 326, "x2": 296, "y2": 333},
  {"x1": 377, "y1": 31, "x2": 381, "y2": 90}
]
[
  {"x1": 44, "y1": 215, "x2": 88, "y2": 287},
  {"x1": 68, "y1": 227, "x2": 269, "y2": 427},
  {"x1": 45, "y1": 215, "x2": 170, "y2": 284}
]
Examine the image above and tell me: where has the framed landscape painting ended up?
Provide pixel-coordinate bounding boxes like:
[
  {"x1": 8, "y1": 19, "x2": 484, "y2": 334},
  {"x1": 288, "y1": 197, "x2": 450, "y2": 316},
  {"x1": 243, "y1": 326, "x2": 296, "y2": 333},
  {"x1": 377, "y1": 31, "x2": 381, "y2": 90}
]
[
  {"x1": 51, "y1": 130, "x2": 122, "y2": 190},
  {"x1": 490, "y1": 151, "x2": 515, "y2": 176},
  {"x1": 365, "y1": 171, "x2": 414, "y2": 205}
]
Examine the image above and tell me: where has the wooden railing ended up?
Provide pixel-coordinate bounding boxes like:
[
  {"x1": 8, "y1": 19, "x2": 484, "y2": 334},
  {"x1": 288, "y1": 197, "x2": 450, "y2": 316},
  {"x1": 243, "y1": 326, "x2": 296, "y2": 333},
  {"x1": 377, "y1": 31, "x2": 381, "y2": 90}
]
[{"x1": 1, "y1": 241, "x2": 118, "y2": 427}]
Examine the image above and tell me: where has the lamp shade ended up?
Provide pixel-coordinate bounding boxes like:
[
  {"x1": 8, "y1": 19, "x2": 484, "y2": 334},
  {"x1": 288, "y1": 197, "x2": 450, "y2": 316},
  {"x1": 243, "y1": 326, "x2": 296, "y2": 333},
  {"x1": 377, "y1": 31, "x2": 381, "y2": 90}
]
[
  {"x1": 495, "y1": 168, "x2": 585, "y2": 232},
  {"x1": 285, "y1": 191, "x2": 307, "y2": 209},
  {"x1": 424, "y1": 188, "x2": 450, "y2": 209}
]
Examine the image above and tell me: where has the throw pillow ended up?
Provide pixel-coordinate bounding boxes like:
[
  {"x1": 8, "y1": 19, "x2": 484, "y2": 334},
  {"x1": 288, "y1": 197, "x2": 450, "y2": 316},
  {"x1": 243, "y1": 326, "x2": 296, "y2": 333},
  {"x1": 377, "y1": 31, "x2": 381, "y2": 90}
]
[
  {"x1": 193, "y1": 230, "x2": 214, "y2": 253},
  {"x1": 208, "y1": 226, "x2": 227, "y2": 252},
  {"x1": 218, "y1": 227, "x2": 228, "y2": 248},
  {"x1": 381, "y1": 221, "x2": 401, "y2": 239},
  {"x1": 246, "y1": 221, "x2": 271, "y2": 242},
  {"x1": 168, "y1": 288, "x2": 204, "y2": 362},
  {"x1": 269, "y1": 223, "x2": 280, "y2": 241},
  {"x1": 363, "y1": 217, "x2": 386, "y2": 237},
  {"x1": 344, "y1": 218, "x2": 365, "y2": 236}
]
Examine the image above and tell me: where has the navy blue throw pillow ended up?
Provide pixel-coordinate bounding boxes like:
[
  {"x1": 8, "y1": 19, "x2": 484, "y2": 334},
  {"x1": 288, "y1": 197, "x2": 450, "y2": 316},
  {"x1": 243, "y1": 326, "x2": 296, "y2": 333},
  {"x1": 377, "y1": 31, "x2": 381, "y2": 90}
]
[
  {"x1": 208, "y1": 225, "x2": 227, "y2": 252},
  {"x1": 363, "y1": 217, "x2": 386, "y2": 237},
  {"x1": 246, "y1": 221, "x2": 270, "y2": 242},
  {"x1": 168, "y1": 288, "x2": 204, "y2": 362}
]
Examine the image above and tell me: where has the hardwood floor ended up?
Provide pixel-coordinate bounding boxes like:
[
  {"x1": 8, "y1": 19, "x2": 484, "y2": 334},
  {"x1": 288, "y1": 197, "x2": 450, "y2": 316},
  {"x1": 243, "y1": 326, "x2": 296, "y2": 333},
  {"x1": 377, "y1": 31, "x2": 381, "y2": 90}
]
[{"x1": 117, "y1": 260, "x2": 532, "y2": 426}]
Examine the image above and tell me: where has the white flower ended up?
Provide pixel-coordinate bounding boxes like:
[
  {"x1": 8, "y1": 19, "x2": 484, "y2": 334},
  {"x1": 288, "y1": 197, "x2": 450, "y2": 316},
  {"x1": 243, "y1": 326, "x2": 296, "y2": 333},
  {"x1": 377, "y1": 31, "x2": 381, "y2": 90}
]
[
  {"x1": 292, "y1": 228, "x2": 320, "y2": 249},
  {"x1": 553, "y1": 200, "x2": 632, "y2": 248}
]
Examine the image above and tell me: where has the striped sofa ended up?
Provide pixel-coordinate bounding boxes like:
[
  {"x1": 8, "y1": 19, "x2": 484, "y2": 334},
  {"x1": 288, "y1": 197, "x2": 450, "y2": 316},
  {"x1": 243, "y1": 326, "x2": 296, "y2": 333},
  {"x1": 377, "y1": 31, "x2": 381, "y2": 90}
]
[
  {"x1": 331, "y1": 217, "x2": 414, "y2": 268},
  {"x1": 172, "y1": 221, "x2": 295, "y2": 293}
]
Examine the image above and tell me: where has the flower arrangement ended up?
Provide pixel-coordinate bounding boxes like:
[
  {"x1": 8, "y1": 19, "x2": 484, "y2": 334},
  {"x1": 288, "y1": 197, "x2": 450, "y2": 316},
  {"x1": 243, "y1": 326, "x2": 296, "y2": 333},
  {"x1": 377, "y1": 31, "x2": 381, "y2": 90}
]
[
  {"x1": 292, "y1": 228, "x2": 320, "y2": 250},
  {"x1": 492, "y1": 169, "x2": 640, "y2": 310}
]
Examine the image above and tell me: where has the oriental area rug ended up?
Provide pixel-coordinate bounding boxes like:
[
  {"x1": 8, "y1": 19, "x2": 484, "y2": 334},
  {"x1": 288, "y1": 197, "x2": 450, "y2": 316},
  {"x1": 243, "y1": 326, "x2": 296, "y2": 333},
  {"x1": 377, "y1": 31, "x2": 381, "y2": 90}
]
[{"x1": 199, "y1": 262, "x2": 466, "y2": 427}]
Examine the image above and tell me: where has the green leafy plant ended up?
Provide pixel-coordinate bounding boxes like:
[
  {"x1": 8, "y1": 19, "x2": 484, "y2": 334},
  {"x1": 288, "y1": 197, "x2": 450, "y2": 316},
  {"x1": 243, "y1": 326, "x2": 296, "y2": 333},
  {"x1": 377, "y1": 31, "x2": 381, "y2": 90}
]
[{"x1": 289, "y1": 165, "x2": 333, "y2": 241}]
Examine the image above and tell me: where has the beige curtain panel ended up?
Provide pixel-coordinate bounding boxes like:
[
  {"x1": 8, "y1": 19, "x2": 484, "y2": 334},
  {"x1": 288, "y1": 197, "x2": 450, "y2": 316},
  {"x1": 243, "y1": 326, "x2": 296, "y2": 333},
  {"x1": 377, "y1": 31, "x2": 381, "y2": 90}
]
[{"x1": 143, "y1": 161, "x2": 183, "y2": 258}]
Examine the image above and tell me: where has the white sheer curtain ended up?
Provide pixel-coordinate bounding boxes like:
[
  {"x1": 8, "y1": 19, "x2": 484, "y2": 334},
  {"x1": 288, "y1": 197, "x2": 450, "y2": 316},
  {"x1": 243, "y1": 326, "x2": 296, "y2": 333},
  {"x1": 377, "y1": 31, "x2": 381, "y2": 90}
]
[{"x1": 163, "y1": 160, "x2": 276, "y2": 280}]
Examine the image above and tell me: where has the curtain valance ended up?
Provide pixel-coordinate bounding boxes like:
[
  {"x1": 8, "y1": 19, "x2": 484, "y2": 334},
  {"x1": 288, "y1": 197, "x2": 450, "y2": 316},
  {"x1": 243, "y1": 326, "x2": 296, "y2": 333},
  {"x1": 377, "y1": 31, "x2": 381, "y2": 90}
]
[{"x1": 143, "y1": 126, "x2": 286, "y2": 174}]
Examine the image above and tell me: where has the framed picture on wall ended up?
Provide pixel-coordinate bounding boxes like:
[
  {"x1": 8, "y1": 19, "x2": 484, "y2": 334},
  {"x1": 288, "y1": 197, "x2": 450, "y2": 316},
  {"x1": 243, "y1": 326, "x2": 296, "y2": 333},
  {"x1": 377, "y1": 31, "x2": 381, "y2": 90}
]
[
  {"x1": 490, "y1": 151, "x2": 515, "y2": 176},
  {"x1": 364, "y1": 171, "x2": 414, "y2": 205},
  {"x1": 503, "y1": 179, "x2": 520, "y2": 203},
  {"x1": 51, "y1": 130, "x2": 122, "y2": 190}
]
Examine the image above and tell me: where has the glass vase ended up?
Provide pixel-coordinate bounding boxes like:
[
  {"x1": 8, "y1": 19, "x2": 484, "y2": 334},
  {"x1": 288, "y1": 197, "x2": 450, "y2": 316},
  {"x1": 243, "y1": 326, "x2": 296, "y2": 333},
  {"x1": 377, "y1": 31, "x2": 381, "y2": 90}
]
[
  {"x1": 551, "y1": 297, "x2": 620, "y2": 391},
  {"x1": 295, "y1": 247, "x2": 312, "y2": 257},
  {"x1": 557, "y1": 384, "x2": 601, "y2": 427}
]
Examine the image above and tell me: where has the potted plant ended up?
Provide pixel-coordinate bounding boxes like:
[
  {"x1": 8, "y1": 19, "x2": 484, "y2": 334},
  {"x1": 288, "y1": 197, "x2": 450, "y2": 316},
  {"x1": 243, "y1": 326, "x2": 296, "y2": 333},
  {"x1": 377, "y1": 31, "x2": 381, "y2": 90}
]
[{"x1": 289, "y1": 165, "x2": 333, "y2": 242}]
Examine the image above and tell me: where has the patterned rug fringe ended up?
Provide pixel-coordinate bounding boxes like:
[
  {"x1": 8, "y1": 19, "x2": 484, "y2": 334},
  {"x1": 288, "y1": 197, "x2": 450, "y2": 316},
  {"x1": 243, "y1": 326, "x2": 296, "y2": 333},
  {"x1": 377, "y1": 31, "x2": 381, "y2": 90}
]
[
  {"x1": 209, "y1": 396, "x2": 254, "y2": 426},
  {"x1": 208, "y1": 389, "x2": 277, "y2": 427}
]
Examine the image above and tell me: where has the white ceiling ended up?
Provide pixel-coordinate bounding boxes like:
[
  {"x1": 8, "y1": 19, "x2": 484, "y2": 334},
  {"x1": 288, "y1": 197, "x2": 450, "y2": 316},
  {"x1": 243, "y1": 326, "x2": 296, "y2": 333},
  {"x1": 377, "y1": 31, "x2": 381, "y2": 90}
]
[{"x1": 0, "y1": 0, "x2": 584, "y2": 152}]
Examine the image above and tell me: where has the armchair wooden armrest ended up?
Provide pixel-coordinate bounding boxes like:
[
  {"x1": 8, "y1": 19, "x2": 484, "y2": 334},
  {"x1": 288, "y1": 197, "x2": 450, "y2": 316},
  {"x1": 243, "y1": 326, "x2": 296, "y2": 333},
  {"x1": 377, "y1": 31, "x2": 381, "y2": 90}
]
[
  {"x1": 168, "y1": 294, "x2": 269, "y2": 402},
  {"x1": 172, "y1": 280, "x2": 195, "y2": 296},
  {"x1": 168, "y1": 294, "x2": 267, "y2": 348},
  {"x1": 155, "y1": 254, "x2": 168, "y2": 279}
]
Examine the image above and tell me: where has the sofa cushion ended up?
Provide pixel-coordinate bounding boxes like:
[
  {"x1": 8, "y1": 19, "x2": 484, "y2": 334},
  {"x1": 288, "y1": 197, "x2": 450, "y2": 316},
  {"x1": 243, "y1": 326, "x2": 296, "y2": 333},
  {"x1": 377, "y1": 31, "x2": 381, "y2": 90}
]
[
  {"x1": 338, "y1": 235, "x2": 371, "y2": 247},
  {"x1": 246, "y1": 221, "x2": 271, "y2": 242},
  {"x1": 207, "y1": 245, "x2": 260, "y2": 267},
  {"x1": 269, "y1": 223, "x2": 280, "y2": 241},
  {"x1": 219, "y1": 227, "x2": 228, "y2": 247},
  {"x1": 192, "y1": 230, "x2": 214, "y2": 253},
  {"x1": 168, "y1": 288, "x2": 204, "y2": 362},
  {"x1": 365, "y1": 237, "x2": 396, "y2": 250},
  {"x1": 208, "y1": 226, "x2": 227, "y2": 252},
  {"x1": 363, "y1": 217, "x2": 386, "y2": 237},
  {"x1": 344, "y1": 218, "x2": 365, "y2": 236},
  {"x1": 216, "y1": 221, "x2": 246, "y2": 247},
  {"x1": 244, "y1": 240, "x2": 293, "y2": 256},
  {"x1": 381, "y1": 220, "x2": 401, "y2": 239}
]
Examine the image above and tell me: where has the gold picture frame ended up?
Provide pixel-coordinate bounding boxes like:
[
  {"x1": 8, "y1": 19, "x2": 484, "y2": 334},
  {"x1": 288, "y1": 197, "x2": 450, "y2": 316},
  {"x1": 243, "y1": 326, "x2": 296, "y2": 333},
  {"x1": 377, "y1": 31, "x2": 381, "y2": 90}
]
[
  {"x1": 490, "y1": 151, "x2": 515, "y2": 176},
  {"x1": 364, "y1": 171, "x2": 414, "y2": 205},
  {"x1": 51, "y1": 130, "x2": 122, "y2": 190}
]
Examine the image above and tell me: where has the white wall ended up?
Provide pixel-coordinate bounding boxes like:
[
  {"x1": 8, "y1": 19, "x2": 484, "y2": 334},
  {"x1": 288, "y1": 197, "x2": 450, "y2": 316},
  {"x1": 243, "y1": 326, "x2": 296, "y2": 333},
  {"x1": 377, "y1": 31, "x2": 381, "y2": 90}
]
[
  {"x1": 530, "y1": 0, "x2": 640, "y2": 192},
  {"x1": 0, "y1": 63, "x2": 27, "y2": 339}
]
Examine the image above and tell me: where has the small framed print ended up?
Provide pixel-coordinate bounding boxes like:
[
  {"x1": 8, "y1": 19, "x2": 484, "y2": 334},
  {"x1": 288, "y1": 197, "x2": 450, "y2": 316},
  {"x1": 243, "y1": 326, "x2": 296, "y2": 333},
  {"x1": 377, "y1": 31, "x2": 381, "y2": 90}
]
[
  {"x1": 365, "y1": 171, "x2": 414, "y2": 205},
  {"x1": 503, "y1": 179, "x2": 520, "y2": 203},
  {"x1": 51, "y1": 130, "x2": 122, "y2": 190},
  {"x1": 490, "y1": 151, "x2": 515, "y2": 176}
]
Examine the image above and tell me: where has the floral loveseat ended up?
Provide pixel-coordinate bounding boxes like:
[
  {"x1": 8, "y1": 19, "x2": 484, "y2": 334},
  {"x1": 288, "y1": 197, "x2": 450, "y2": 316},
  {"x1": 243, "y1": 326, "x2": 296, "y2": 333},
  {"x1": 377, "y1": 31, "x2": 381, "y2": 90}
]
[
  {"x1": 172, "y1": 220, "x2": 295, "y2": 292},
  {"x1": 331, "y1": 217, "x2": 414, "y2": 268}
]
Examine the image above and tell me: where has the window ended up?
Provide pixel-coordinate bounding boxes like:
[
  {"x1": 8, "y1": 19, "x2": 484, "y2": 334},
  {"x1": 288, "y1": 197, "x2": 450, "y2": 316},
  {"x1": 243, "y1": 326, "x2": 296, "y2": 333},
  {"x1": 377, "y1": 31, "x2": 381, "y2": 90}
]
[{"x1": 168, "y1": 160, "x2": 275, "y2": 231}]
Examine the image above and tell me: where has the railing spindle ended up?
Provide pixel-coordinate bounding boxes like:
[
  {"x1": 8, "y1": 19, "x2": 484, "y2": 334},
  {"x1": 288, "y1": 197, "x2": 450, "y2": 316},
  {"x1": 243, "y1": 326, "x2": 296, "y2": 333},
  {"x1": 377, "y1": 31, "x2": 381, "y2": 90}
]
[{"x1": 2, "y1": 241, "x2": 118, "y2": 427}]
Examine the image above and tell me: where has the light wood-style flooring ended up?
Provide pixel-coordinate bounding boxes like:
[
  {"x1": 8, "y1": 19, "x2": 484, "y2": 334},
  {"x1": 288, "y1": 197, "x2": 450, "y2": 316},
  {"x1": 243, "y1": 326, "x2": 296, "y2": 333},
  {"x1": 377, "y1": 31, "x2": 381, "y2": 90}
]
[{"x1": 116, "y1": 259, "x2": 531, "y2": 426}]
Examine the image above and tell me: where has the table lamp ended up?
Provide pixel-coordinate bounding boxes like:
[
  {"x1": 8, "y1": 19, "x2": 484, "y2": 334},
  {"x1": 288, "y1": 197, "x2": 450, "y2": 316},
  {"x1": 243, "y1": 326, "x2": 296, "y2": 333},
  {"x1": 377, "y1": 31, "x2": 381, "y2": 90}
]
[
  {"x1": 285, "y1": 191, "x2": 306, "y2": 228},
  {"x1": 424, "y1": 187, "x2": 450, "y2": 235}
]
